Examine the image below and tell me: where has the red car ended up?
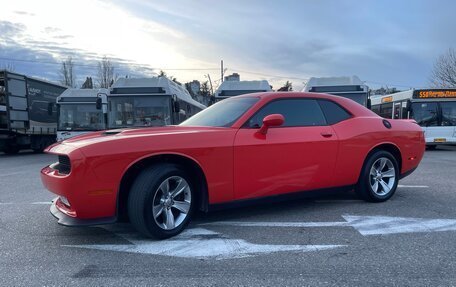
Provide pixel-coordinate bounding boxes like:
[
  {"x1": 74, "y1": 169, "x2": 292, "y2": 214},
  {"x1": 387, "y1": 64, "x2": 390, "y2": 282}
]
[{"x1": 41, "y1": 92, "x2": 425, "y2": 238}]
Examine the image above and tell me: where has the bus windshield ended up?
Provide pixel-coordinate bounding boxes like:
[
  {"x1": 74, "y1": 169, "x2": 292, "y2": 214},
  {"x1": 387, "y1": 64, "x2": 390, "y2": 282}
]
[
  {"x1": 410, "y1": 102, "x2": 439, "y2": 127},
  {"x1": 108, "y1": 96, "x2": 171, "y2": 128},
  {"x1": 441, "y1": 102, "x2": 456, "y2": 126},
  {"x1": 58, "y1": 104, "x2": 106, "y2": 131}
]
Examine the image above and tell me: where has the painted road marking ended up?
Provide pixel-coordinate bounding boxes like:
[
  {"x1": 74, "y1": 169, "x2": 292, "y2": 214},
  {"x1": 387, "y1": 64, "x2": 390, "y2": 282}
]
[
  {"x1": 64, "y1": 227, "x2": 344, "y2": 260},
  {"x1": 0, "y1": 201, "x2": 52, "y2": 205},
  {"x1": 397, "y1": 185, "x2": 429, "y2": 188},
  {"x1": 204, "y1": 215, "x2": 456, "y2": 236}
]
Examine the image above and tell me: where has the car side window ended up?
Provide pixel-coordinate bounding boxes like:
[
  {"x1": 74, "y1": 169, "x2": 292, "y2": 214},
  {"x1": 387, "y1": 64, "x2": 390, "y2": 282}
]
[
  {"x1": 318, "y1": 100, "x2": 352, "y2": 125},
  {"x1": 246, "y1": 99, "x2": 327, "y2": 128}
]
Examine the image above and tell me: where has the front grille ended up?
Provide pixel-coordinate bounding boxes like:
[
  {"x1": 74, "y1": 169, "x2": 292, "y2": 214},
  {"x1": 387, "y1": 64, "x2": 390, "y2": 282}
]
[{"x1": 57, "y1": 155, "x2": 71, "y2": 174}]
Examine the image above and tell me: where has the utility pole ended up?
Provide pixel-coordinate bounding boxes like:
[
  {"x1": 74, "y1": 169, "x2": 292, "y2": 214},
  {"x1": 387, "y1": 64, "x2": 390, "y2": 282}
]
[
  {"x1": 221, "y1": 60, "x2": 224, "y2": 82},
  {"x1": 206, "y1": 74, "x2": 214, "y2": 96}
]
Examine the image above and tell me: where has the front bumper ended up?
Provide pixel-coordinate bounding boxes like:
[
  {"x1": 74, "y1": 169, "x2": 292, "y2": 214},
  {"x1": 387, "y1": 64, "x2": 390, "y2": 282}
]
[
  {"x1": 41, "y1": 156, "x2": 118, "y2": 220},
  {"x1": 50, "y1": 197, "x2": 116, "y2": 226}
]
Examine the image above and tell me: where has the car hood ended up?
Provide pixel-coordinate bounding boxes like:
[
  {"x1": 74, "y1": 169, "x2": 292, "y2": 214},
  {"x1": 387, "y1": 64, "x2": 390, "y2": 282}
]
[{"x1": 47, "y1": 126, "x2": 230, "y2": 152}]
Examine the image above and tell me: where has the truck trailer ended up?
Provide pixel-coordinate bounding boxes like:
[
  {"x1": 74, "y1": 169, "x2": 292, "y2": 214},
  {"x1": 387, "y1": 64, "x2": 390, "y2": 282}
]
[{"x1": 0, "y1": 71, "x2": 67, "y2": 153}]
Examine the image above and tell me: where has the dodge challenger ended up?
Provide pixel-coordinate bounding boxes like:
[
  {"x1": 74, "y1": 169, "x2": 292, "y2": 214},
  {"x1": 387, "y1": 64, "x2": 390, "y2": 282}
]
[{"x1": 41, "y1": 92, "x2": 425, "y2": 238}]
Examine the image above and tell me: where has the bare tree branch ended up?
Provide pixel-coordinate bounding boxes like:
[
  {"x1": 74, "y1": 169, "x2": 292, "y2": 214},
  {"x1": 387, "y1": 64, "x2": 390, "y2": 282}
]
[
  {"x1": 97, "y1": 56, "x2": 116, "y2": 88},
  {"x1": 60, "y1": 57, "x2": 75, "y2": 87},
  {"x1": 430, "y1": 48, "x2": 456, "y2": 88}
]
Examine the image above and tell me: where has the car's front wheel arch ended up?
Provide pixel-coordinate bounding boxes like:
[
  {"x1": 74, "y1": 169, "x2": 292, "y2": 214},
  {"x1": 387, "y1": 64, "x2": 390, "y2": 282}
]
[{"x1": 117, "y1": 153, "x2": 209, "y2": 222}]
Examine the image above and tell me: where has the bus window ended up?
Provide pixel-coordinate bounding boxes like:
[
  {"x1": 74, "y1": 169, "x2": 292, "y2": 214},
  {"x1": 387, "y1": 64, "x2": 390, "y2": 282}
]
[
  {"x1": 380, "y1": 103, "x2": 393, "y2": 118},
  {"x1": 371, "y1": 105, "x2": 380, "y2": 116},
  {"x1": 441, "y1": 102, "x2": 456, "y2": 126},
  {"x1": 410, "y1": 102, "x2": 439, "y2": 126}
]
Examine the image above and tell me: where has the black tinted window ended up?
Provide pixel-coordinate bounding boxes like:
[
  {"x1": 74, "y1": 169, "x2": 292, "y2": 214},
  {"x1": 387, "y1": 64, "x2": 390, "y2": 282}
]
[
  {"x1": 247, "y1": 99, "x2": 327, "y2": 128},
  {"x1": 410, "y1": 102, "x2": 439, "y2": 127},
  {"x1": 318, "y1": 100, "x2": 351, "y2": 125}
]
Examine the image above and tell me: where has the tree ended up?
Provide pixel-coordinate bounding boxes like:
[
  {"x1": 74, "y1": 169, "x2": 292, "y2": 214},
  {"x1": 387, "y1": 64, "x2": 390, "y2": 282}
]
[
  {"x1": 277, "y1": 81, "x2": 293, "y2": 91},
  {"x1": 97, "y1": 56, "x2": 115, "y2": 88},
  {"x1": 60, "y1": 57, "x2": 75, "y2": 87},
  {"x1": 158, "y1": 69, "x2": 180, "y2": 84},
  {"x1": 200, "y1": 81, "x2": 210, "y2": 97},
  {"x1": 1, "y1": 62, "x2": 15, "y2": 72},
  {"x1": 81, "y1": 77, "x2": 93, "y2": 89},
  {"x1": 430, "y1": 48, "x2": 456, "y2": 88}
]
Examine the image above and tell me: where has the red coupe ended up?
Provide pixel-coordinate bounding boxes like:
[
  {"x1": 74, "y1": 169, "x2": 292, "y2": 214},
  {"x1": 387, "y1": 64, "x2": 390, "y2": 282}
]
[{"x1": 41, "y1": 92, "x2": 425, "y2": 238}]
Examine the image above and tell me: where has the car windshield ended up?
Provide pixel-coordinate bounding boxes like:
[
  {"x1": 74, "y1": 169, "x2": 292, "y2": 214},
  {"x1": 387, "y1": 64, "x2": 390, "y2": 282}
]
[{"x1": 180, "y1": 97, "x2": 259, "y2": 127}]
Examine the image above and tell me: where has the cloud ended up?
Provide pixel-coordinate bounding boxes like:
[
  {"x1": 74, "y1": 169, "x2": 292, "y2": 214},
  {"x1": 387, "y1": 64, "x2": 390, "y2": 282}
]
[{"x1": 0, "y1": 21, "x2": 26, "y2": 38}]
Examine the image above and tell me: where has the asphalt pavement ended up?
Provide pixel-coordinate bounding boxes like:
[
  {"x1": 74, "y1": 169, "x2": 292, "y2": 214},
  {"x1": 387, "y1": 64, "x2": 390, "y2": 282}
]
[{"x1": 1, "y1": 147, "x2": 456, "y2": 286}]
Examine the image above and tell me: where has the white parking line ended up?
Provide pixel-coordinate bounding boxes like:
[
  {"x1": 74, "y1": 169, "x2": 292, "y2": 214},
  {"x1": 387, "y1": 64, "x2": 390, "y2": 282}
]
[
  {"x1": 0, "y1": 201, "x2": 51, "y2": 205},
  {"x1": 398, "y1": 185, "x2": 429, "y2": 188}
]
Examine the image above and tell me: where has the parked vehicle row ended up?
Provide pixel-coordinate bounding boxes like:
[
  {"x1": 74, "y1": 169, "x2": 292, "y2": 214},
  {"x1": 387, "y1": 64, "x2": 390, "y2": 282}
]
[{"x1": 57, "y1": 77, "x2": 206, "y2": 141}]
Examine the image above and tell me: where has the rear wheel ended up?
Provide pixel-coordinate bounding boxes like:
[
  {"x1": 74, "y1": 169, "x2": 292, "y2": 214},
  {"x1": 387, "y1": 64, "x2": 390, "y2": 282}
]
[
  {"x1": 127, "y1": 164, "x2": 194, "y2": 239},
  {"x1": 356, "y1": 150, "x2": 399, "y2": 202},
  {"x1": 4, "y1": 145, "x2": 19, "y2": 154}
]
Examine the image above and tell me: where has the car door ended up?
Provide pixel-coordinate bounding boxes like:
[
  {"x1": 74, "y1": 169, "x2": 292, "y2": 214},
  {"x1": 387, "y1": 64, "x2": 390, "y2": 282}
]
[{"x1": 233, "y1": 98, "x2": 339, "y2": 200}]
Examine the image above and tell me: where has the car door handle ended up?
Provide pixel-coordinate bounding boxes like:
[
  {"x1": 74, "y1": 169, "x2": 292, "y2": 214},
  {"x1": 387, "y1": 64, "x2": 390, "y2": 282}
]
[{"x1": 320, "y1": 132, "x2": 333, "y2": 138}]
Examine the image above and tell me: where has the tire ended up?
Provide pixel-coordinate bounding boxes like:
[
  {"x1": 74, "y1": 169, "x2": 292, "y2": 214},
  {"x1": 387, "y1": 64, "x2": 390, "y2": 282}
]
[
  {"x1": 4, "y1": 146, "x2": 19, "y2": 154},
  {"x1": 355, "y1": 150, "x2": 399, "y2": 202},
  {"x1": 426, "y1": 145, "x2": 437, "y2": 151},
  {"x1": 127, "y1": 163, "x2": 195, "y2": 239}
]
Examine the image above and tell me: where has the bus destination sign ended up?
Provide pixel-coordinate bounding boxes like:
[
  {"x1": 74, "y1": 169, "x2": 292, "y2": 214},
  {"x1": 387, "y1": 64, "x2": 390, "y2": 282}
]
[{"x1": 414, "y1": 89, "x2": 456, "y2": 99}]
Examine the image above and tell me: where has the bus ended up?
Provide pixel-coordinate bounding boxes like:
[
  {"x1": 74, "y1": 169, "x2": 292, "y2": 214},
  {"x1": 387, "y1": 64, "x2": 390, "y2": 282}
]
[
  {"x1": 214, "y1": 80, "x2": 272, "y2": 102},
  {"x1": 371, "y1": 89, "x2": 456, "y2": 148},
  {"x1": 56, "y1": 88, "x2": 108, "y2": 141},
  {"x1": 302, "y1": 76, "x2": 371, "y2": 108},
  {"x1": 108, "y1": 77, "x2": 206, "y2": 129}
]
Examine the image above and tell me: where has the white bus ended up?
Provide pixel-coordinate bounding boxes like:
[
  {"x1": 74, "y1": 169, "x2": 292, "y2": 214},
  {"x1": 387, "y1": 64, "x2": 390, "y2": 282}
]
[
  {"x1": 56, "y1": 88, "x2": 108, "y2": 141},
  {"x1": 108, "y1": 77, "x2": 206, "y2": 129},
  {"x1": 302, "y1": 76, "x2": 371, "y2": 108},
  {"x1": 214, "y1": 80, "x2": 272, "y2": 102},
  {"x1": 371, "y1": 89, "x2": 456, "y2": 149}
]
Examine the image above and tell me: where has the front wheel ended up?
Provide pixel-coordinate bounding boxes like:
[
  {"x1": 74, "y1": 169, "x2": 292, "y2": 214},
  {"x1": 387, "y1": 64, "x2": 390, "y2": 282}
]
[
  {"x1": 356, "y1": 150, "x2": 399, "y2": 202},
  {"x1": 127, "y1": 164, "x2": 194, "y2": 239}
]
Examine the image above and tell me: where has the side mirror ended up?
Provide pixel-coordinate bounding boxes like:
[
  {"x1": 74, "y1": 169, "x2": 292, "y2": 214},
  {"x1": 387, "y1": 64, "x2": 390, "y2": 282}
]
[
  {"x1": 47, "y1": 103, "x2": 54, "y2": 115},
  {"x1": 258, "y1": 114, "x2": 284, "y2": 135},
  {"x1": 367, "y1": 98, "x2": 372, "y2": 109},
  {"x1": 96, "y1": 97, "x2": 102, "y2": 110},
  {"x1": 173, "y1": 101, "x2": 180, "y2": 113}
]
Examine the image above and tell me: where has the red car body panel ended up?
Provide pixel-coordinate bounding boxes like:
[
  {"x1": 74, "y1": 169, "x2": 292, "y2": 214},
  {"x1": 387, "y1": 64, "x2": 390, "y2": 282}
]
[{"x1": 41, "y1": 92, "x2": 425, "y2": 222}]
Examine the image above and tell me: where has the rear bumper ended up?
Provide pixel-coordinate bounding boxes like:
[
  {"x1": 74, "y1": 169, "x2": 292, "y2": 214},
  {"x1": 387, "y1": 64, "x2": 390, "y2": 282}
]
[
  {"x1": 50, "y1": 198, "x2": 116, "y2": 226},
  {"x1": 399, "y1": 167, "x2": 417, "y2": 180}
]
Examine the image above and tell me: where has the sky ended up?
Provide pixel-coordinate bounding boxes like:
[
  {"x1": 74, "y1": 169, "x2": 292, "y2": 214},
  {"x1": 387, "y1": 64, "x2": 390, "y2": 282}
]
[{"x1": 0, "y1": 0, "x2": 455, "y2": 91}]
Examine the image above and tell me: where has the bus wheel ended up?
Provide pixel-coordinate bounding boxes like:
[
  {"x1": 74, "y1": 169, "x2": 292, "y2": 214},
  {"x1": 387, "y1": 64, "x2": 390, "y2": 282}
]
[
  {"x1": 4, "y1": 145, "x2": 19, "y2": 154},
  {"x1": 426, "y1": 145, "x2": 437, "y2": 150}
]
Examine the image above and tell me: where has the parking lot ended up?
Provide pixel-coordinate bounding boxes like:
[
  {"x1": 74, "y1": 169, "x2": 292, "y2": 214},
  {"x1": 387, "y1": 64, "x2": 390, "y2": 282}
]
[{"x1": 1, "y1": 147, "x2": 456, "y2": 286}]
